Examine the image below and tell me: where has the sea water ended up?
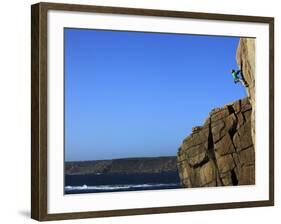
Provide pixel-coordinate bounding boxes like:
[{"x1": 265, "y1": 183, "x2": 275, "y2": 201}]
[{"x1": 65, "y1": 171, "x2": 181, "y2": 194}]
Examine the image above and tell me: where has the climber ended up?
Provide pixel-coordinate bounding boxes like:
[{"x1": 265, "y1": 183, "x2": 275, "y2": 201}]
[{"x1": 231, "y1": 69, "x2": 248, "y2": 87}]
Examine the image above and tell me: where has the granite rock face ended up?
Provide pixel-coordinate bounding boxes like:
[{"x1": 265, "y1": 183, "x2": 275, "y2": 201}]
[
  {"x1": 236, "y1": 38, "x2": 255, "y2": 146},
  {"x1": 177, "y1": 98, "x2": 255, "y2": 187}
]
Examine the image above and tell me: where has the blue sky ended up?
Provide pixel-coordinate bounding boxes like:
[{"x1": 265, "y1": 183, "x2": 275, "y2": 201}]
[{"x1": 64, "y1": 28, "x2": 246, "y2": 161}]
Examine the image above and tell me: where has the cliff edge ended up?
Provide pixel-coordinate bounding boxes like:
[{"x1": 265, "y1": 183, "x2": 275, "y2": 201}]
[
  {"x1": 177, "y1": 38, "x2": 255, "y2": 188},
  {"x1": 236, "y1": 38, "x2": 255, "y2": 146}
]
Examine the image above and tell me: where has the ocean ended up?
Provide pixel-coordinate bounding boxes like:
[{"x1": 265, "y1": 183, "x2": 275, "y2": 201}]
[{"x1": 65, "y1": 171, "x2": 182, "y2": 194}]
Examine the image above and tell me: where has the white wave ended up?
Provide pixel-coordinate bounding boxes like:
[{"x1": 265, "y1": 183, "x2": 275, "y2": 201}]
[{"x1": 65, "y1": 183, "x2": 179, "y2": 191}]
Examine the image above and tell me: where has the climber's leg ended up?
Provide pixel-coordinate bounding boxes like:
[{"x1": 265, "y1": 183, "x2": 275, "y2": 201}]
[{"x1": 238, "y1": 78, "x2": 248, "y2": 87}]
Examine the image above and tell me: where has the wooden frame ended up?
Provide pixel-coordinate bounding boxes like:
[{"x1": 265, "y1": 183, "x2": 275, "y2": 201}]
[{"x1": 31, "y1": 2, "x2": 274, "y2": 221}]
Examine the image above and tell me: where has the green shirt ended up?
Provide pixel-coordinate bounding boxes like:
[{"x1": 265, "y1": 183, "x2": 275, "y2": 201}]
[{"x1": 232, "y1": 71, "x2": 239, "y2": 79}]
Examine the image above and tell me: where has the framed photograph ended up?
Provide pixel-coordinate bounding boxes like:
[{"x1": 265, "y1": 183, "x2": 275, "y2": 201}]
[{"x1": 31, "y1": 2, "x2": 274, "y2": 221}]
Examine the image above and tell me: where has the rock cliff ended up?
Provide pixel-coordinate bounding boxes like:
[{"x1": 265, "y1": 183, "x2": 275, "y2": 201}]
[
  {"x1": 236, "y1": 38, "x2": 255, "y2": 146},
  {"x1": 177, "y1": 37, "x2": 255, "y2": 188},
  {"x1": 177, "y1": 98, "x2": 255, "y2": 187}
]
